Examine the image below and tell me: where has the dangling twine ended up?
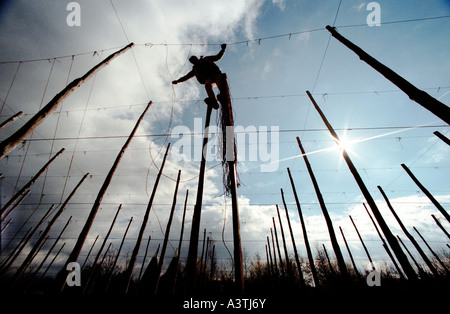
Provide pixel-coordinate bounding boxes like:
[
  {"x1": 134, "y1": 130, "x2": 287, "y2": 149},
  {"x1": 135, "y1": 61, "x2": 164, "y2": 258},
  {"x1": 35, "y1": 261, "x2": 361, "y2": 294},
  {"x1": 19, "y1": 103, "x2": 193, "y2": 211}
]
[{"x1": 217, "y1": 74, "x2": 240, "y2": 196}]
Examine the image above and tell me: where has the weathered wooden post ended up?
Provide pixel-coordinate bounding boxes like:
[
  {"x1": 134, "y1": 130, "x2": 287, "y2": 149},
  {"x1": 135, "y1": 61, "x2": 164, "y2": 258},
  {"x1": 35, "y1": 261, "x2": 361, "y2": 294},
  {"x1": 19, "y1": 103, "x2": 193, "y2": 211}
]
[
  {"x1": 0, "y1": 111, "x2": 23, "y2": 132},
  {"x1": 322, "y1": 244, "x2": 335, "y2": 276},
  {"x1": 431, "y1": 214, "x2": 450, "y2": 239},
  {"x1": 349, "y1": 215, "x2": 375, "y2": 271},
  {"x1": 363, "y1": 203, "x2": 405, "y2": 279},
  {"x1": 272, "y1": 216, "x2": 284, "y2": 276},
  {"x1": 59, "y1": 101, "x2": 152, "y2": 293},
  {"x1": 154, "y1": 170, "x2": 181, "y2": 294},
  {"x1": 12, "y1": 173, "x2": 88, "y2": 284},
  {"x1": 287, "y1": 167, "x2": 319, "y2": 287},
  {"x1": 401, "y1": 164, "x2": 450, "y2": 223},
  {"x1": 397, "y1": 235, "x2": 426, "y2": 277},
  {"x1": 1, "y1": 148, "x2": 65, "y2": 219},
  {"x1": 276, "y1": 205, "x2": 292, "y2": 278},
  {"x1": 270, "y1": 228, "x2": 279, "y2": 276},
  {"x1": 81, "y1": 235, "x2": 99, "y2": 268},
  {"x1": 413, "y1": 227, "x2": 450, "y2": 275},
  {"x1": 105, "y1": 216, "x2": 133, "y2": 294},
  {"x1": 296, "y1": 136, "x2": 349, "y2": 279},
  {"x1": 266, "y1": 236, "x2": 275, "y2": 276},
  {"x1": 280, "y1": 188, "x2": 305, "y2": 286},
  {"x1": 138, "y1": 235, "x2": 152, "y2": 283},
  {"x1": 378, "y1": 185, "x2": 439, "y2": 277},
  {"x1": 83, "y1": 204, "x2": 123, "y2": 294},
  {"x1": 307, "y1": 90, "x2": 417, "y2": 281},
  {"x1": 0, "y1": 43, "x2": 134, "y2": 159},
  {"x1": 185, "y1": 105, "x2": 212, "y2": 291},
  {"x1": 433, "y1": 131, "x2": 450, "y2": 146},
  {"x1": 40, "y1": 242, "x2": 66, "y2": 280},
  {"x1": 124, "y1": 143, "x2": 170, "y2": 294},
  {"x1": 326, "y1": 26, "x2": 450, "y2": 125},
  {"x1": 339, "y1": 226, "x2": 361, "y2": 280}
]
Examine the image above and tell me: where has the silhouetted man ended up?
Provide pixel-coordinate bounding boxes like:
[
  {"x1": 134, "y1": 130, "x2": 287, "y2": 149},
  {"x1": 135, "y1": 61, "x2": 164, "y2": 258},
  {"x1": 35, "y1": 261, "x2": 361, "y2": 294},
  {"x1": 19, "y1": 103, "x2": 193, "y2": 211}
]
[{"x1": 172, "y1": 44, "x2": 227, "y2": 109}]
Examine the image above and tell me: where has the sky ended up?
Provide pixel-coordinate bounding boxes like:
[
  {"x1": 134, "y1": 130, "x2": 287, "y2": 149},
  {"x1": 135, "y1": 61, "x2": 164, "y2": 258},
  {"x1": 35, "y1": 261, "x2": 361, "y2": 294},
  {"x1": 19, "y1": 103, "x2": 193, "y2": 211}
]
[{"x1": 0, "y1": 0, "x2": 449, "y2": 280}]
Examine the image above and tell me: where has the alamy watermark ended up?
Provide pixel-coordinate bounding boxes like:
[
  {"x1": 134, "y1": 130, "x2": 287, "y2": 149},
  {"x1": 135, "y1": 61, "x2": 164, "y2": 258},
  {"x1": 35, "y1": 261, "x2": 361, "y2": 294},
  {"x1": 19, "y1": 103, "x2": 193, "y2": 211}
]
[
  {"x1": 66, "y1": 262, "x2": 81, "y2": 287},
  {"x1": 366, "y1": 2, "x2": 381, "y2": 27},
  {"x1": 171, "y1": 118, "x2": 279, "y2": 172},
  {"x1": 66, "y1": 2, "x2": 81, "y2": 27}
]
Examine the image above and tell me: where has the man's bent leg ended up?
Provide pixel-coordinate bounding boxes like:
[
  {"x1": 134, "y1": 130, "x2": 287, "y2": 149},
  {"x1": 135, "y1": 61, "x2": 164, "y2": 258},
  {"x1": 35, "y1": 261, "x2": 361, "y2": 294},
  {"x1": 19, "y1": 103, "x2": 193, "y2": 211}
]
[{"x1": 204, "y1": 83, "x2": 219, "y2": 109}]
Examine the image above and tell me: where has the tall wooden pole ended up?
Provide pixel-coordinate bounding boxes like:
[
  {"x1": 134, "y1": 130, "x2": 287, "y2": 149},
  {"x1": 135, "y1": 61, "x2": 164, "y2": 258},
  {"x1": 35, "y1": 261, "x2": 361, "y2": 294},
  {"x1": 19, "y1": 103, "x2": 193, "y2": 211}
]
[
  {"x1": 287, "y1": 167, "x2": 319, "y2": 286},
  {"x1": 83, "y1": 204, "x2": 123, "y2": 294},
  {"x1": 124, "y1": 143, "x2": 170, "y2": 294},
  {"x1": 413, "y1": 227, "x2": 450, "y2": 275},
  {"x1": 296, "y1": 136, "x2": 349, "y2": 279},
  {"x1": 154, "y1": 170, "x2": 181, "y2": 294},
  {"x1": 326, "y1": 26, "x2": 450, "y2": 125},
  {"x1": 185, "y1": 105, "x2": 212, "y2": 291},
  {"x1": 397, "y1": 235, "x2": 426, "y2": 277},
  {"x1": 1, "y1": 148, "x2": 65, "y2": 219},
  {"x1": 433, "y1": 131, "x2": 450, "y2": 146},
  {"x1": 276, "y1": 205, "x2": 292, "y2": 278},
  {"x1": 272, "y1": 216, "x2": 284, "y2": 276},
  {"x1": 280, "y1": 188, "x2": 305, "y2": 286},
  {"x1": 431, "y1": 214, "x2": 450, "y2": 239},
  {"x1": 377, "y1": 185, "x2": 439, "y2": 277},
  {"x1": 0, "y1": 111, "x2": 23, "y2": 132},
  {"x1": 12, "y1": 173, "x2": 88, "y2": 284},
  {"x1": 81, "y1": 234, "x2": 99, "y2": 268},
  {"x1": 266, "y1": 236, "x2": 275, "y2": 276},
  {"x1": 270, "y1": 228, "x2": 279, "y2": 276},
  {"x1": 105, "y1": 216, "x2": 133, "y2": 294},
  {"x1": 401, "y1": 163, "x2": 450, "y2": 223},
  {"x1": 349, "y1": 215, "x2": 375, "y2": 271},
  {"x1": 307, "y1": 90, "x2": 417, "y2": 281},
  {"x1": 58, "y1": 101, "x2": 152, "y2": 293},
  {"x1": 0, "y1": 43, "x2": 134, "y2": 160},
  {"x1": 363, "y1": 203, "x2": 405, "y2": 279},
  {"x1": 339, "y1": 226, "x2": 361, "y2": 280},
  {"x1": 322, "y1": 244, "x2": 335, "y2": 276}
]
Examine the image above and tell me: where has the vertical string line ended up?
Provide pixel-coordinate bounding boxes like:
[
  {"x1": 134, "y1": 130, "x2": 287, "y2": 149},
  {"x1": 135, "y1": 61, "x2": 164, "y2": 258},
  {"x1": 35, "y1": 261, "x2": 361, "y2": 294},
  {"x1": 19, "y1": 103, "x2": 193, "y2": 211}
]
[
  {"x1": 13, "y1": 59, "x2": 56, "y2": 194},
  {"x1": 0, "y1": 61, "x2": 22, "y2": 115}
]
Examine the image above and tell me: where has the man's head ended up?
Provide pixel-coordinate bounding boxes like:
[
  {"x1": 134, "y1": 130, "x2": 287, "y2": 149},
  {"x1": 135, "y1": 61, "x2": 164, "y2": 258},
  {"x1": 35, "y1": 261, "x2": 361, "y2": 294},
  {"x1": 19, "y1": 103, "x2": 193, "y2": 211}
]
[{"x1": 189, "y1": 56, "x2": 199, "y2": 65}]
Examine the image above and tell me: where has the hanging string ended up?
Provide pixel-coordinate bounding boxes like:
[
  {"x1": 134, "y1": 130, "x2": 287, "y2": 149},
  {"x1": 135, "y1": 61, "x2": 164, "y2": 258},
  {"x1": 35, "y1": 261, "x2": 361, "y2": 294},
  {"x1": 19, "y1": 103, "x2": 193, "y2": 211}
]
[
  {"x1": 59, "y1": 52, "x2": 102, "y2": 203},
  {"x1": 0, "y1": 61, "x2": 21, "y2": 115},
  {"x1": 13, "y1": 58, "x2": 56, "y2": 194}
]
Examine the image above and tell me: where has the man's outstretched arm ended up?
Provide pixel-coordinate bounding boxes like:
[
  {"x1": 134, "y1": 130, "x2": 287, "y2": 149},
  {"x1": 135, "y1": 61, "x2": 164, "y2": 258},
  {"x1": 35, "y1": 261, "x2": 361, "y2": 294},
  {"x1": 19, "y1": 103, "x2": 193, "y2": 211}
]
[
  {"x1": 172, "y1": 70, "x2": 195, "y2": 84},
  {"x1": 205, "y1": 44, "x2": 226, "y2": 62}
]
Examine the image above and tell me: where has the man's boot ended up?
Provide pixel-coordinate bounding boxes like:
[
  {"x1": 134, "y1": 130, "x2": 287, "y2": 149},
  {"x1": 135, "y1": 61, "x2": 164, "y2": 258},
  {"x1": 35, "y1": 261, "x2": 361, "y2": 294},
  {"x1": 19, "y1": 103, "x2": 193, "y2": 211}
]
[{"x1": 204, "y1": 97, "x2": 219, "y2": 110}]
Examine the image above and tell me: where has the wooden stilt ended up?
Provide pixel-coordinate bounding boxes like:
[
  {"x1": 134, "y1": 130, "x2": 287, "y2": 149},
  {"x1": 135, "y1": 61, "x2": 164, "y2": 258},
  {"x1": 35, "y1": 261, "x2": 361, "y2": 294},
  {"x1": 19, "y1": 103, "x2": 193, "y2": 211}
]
[
  {"x1": 307, "y1": 90, "x2": 417, "y2": 281},
  {"x1": 185, "y1": 105, "x2": 212, "y2": 292},
  {"x1": 0, "y1": 43, "x2": 134, "y2": 160},
  {"x1": 326, "y1": 26, "x2": 450, "y2": 124},
  {"x1": 287, "y1": 167, "x2": 319, "y2": 286}
]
